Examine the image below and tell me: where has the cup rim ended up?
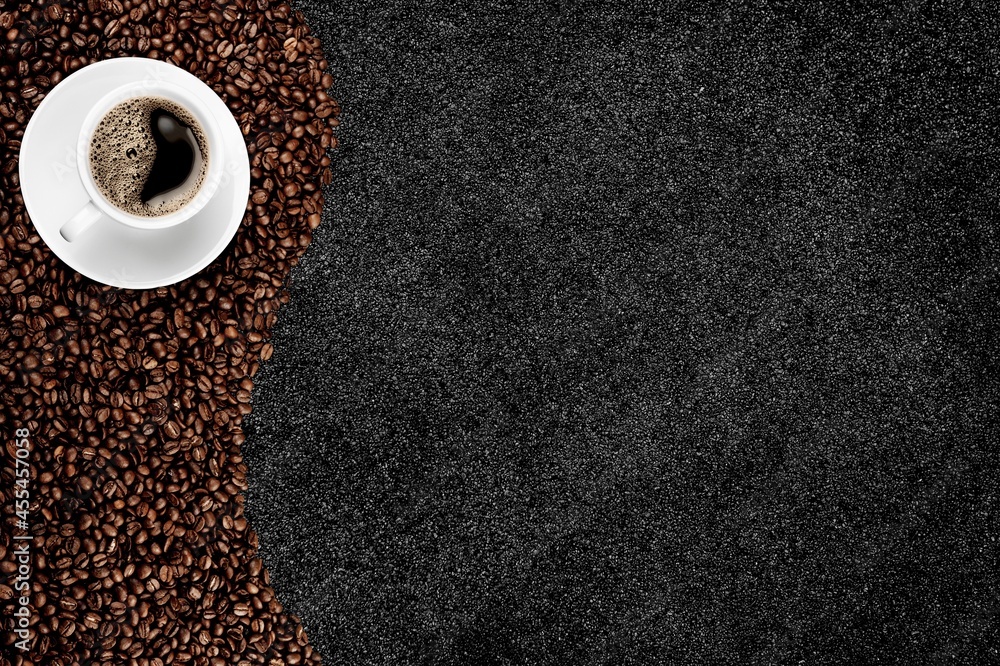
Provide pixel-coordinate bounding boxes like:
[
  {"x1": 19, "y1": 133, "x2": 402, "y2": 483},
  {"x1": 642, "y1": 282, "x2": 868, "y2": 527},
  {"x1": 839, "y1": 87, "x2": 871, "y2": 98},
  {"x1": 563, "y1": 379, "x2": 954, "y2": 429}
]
[{"x1": 77, "y1": 79, "x2": 224, "y2": 230}]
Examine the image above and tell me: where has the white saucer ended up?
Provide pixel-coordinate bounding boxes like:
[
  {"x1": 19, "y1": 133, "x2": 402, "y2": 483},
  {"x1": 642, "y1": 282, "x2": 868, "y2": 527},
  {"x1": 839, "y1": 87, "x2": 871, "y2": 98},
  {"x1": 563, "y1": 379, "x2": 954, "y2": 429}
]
[{"x1": 19, "y1": 58, "x2": 250, "y2": 289}]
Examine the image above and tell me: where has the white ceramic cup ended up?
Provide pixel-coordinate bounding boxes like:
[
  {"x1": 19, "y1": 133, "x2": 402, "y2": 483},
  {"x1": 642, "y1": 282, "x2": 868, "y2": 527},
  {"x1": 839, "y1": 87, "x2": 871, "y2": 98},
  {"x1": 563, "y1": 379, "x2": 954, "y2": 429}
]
[{"x1": 60, "y1": 79, "x2": 224, "y2": 242}]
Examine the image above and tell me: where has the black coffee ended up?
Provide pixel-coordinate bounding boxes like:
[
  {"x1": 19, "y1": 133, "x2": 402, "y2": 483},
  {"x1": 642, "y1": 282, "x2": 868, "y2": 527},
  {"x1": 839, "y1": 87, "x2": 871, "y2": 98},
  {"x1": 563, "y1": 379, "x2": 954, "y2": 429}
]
[{"x1": 89, "y1": 96, "x2": 209, "y2": 217}]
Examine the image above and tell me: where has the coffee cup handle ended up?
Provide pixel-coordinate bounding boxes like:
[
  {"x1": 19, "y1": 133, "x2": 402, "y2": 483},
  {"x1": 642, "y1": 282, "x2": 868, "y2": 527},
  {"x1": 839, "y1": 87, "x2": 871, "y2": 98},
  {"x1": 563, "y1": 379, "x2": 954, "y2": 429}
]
[{"x1": 60, "y1": 201, "x2": 102, "y2": 242}]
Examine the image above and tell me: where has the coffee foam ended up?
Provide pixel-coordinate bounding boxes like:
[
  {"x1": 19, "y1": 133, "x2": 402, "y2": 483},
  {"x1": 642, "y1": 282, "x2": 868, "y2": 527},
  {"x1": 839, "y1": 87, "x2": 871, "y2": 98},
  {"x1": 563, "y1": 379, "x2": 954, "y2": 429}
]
[{"x1": 89, "y1": 96, "x2": 209, "y2": 218}]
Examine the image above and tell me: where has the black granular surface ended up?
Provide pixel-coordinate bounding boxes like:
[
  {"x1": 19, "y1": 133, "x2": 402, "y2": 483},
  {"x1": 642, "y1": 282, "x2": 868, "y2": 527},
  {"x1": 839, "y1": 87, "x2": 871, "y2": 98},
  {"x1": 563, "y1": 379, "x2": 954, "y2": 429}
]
[
  {"x1": 243, "y1": 2, "x2": 1000, "y2": 666},
  {"x1": 0, "y1": 1, "x2": 337, "y2": 665}
]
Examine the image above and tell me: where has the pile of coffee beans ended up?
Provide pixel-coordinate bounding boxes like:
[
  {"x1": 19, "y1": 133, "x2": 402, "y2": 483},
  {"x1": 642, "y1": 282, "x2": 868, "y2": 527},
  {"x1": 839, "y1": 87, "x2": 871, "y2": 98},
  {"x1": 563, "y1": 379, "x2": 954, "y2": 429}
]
[{"x1": 0, "y1": 1, "x2": 338, "y2": 664}]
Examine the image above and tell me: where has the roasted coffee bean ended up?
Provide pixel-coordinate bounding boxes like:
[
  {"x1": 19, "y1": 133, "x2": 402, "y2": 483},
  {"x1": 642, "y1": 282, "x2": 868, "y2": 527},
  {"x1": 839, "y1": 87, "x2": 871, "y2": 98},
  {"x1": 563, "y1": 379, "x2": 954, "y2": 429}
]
[{"x1": 0, "y1": 1, "x2": 337, "y2": 664}]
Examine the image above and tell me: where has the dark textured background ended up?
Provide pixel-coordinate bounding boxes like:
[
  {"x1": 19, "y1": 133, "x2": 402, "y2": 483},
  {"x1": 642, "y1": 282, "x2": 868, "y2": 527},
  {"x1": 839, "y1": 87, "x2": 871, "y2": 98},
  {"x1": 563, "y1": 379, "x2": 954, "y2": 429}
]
[{"x1": 243, "y1": 3, "x2": 1000, "y2": 664}]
